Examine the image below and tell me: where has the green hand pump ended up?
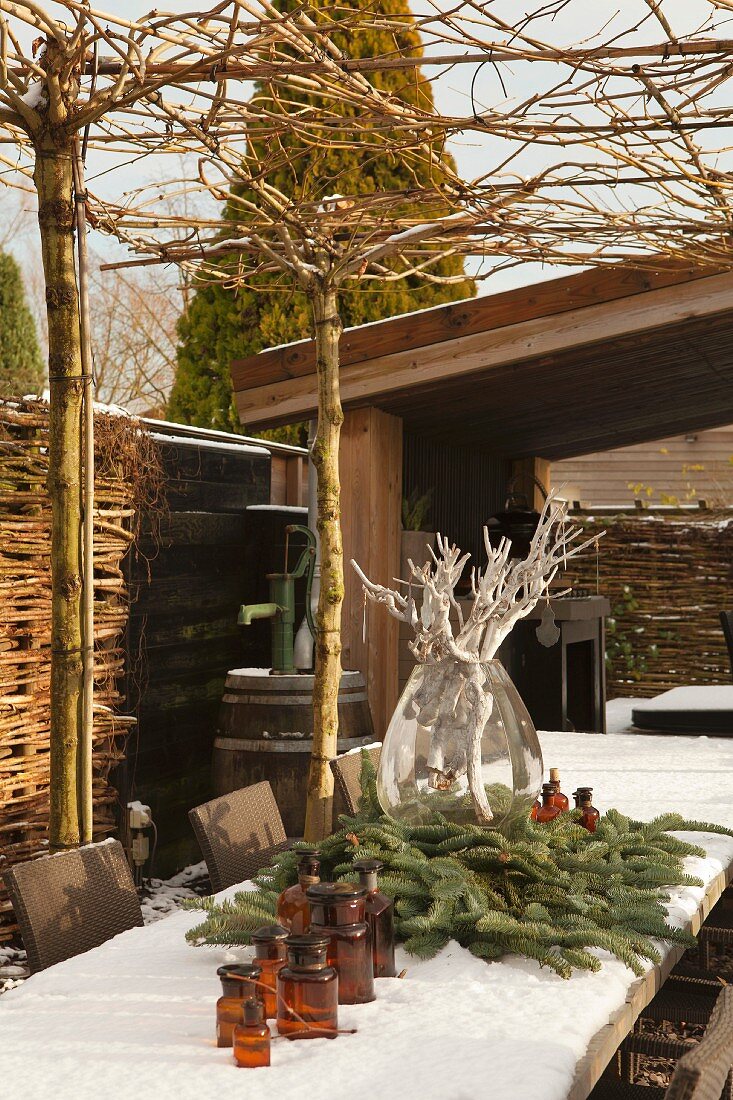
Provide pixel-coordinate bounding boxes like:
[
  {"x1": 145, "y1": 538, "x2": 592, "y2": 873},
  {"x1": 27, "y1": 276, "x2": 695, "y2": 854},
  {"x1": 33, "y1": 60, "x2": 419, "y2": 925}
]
[{"x1": 238, "y1": 524, "x2": 316, "y2": 674}]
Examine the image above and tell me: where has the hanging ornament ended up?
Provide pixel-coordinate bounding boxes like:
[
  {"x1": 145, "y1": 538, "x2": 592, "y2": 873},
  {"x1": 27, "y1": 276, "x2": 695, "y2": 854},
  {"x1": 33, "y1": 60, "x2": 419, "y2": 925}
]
[{"x1": 536, "y1": 599, "x2": 560, "y2": 647}]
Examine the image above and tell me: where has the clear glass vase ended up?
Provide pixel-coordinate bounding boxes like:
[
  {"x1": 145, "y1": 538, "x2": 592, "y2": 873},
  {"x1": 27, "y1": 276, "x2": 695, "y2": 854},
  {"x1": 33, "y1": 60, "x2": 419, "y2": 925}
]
[{"x1": 377, "y1": 659, "x2": 543, "y2": 828}]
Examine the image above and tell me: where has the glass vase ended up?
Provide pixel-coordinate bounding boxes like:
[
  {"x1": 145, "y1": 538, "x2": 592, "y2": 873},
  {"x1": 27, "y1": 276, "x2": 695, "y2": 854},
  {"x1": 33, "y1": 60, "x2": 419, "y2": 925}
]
[{"x1": 377, "y1": 658, "x2": 543, "y2": 827}]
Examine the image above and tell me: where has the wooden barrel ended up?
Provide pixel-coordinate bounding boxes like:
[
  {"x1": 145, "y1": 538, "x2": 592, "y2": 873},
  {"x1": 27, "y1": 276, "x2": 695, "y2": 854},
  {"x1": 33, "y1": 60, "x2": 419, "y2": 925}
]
[{"x1": 214, "y1": 669, "x2": 376, "y2": 836}]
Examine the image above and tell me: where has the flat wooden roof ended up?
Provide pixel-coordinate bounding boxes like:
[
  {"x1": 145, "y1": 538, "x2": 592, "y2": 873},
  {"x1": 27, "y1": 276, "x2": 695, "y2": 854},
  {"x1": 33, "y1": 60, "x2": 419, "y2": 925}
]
[{"x1": 231, "y1": 260, "x2": 733, "y2": 459}]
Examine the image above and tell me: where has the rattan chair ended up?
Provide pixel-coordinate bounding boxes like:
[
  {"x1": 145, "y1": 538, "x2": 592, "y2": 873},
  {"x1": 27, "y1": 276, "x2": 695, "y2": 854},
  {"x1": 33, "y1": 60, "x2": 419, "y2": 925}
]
[
  {"x1": 330, "y1": 745, "x2": 381, "y2": 817},
  {"x1": 619, "y1": 970, "x2": 725, "y2": 1082},
  {"x1": 665, "y1": 986, "x2": 733, "y2": 1100},
  {"x1": 2, "y1": 839, "x2": 143, "y2": 973},
  {"x1": 590, "y1": 987, "x2": 733, "y2": 1100},
  {"x1": 189, "y1": 781, "x2": 289, "y2": 893}
]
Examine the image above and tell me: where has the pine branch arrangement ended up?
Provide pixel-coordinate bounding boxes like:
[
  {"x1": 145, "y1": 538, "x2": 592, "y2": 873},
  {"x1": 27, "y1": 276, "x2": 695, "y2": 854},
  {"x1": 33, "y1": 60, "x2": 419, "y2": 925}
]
[{"x1": 184, "y1": 752, "x2": 732, "y2": 979}]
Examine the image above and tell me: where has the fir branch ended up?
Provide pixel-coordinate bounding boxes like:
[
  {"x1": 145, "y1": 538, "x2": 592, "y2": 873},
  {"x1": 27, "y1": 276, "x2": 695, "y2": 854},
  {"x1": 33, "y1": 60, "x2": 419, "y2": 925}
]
[{"x1": 184, "y1": 749, "x2": 733, "y2": 979}]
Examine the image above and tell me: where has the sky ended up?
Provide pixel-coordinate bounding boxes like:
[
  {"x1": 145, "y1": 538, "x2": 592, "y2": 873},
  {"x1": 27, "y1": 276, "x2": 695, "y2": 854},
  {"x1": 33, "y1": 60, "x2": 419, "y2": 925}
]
[{"x1": 2, "y1": 0, "x2": 731, "y2": 299}]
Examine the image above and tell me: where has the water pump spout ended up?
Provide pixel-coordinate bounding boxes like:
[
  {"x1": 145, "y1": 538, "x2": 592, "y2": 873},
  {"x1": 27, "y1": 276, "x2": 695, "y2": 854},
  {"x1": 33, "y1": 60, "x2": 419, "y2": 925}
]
[{"x1": 238, "y1": 602, "x2": 282, "y2": 626}]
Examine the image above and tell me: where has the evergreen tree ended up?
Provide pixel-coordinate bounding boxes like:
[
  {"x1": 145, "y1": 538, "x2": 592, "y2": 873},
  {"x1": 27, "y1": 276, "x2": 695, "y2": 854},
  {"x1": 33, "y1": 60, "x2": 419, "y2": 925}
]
[
  {"x1": 168, "y1": 0, "x2": 475, "y2": 435},
  {"x1": 0, "y1": 251, "x2": 44, "y2": 397}
]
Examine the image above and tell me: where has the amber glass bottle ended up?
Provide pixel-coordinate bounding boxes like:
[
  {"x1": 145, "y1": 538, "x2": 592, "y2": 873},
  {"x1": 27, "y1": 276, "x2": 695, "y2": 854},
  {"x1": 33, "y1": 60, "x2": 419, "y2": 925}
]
[
  {"x1": 251, "y1": 924, "x2": 289, "y2": 1019},
  {"x1": 277, "y1": 850, "x2": 320, "y2": 934},
  {"x1": 307, "y1": 882, "x2": 375, "y2": 1004},
  {"x1": 575, "y1": 787, "x2": 600, "y2": 833},
  {"x1": 536, "y1": 783, "x2": 562, "y2": 824},
  {"x1": 548, "y1": 767, "x2": 570, "y2": 811},
  {"x1": 277, "y1": 933, "x2": 338, "y2": 1040},
  {"x1": 353, "y1": 859, "x2": 396, "y2": 978},
  {"x1": 216, "y1": 963, "x2": 262, "y2": 1048},
  {"x1": 233, "y1": 998, "x2": 271, "y2": 1068}
]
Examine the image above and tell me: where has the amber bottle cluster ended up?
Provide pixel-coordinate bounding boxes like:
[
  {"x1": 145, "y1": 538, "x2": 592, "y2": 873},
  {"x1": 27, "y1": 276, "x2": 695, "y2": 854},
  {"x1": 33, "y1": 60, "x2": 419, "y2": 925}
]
[
  {"x1": 531, "y1": 768, "x2": 599, "y2": 832},
  {"x1": 215, "y1": 848, "x2": 397, "y2": 1067}
]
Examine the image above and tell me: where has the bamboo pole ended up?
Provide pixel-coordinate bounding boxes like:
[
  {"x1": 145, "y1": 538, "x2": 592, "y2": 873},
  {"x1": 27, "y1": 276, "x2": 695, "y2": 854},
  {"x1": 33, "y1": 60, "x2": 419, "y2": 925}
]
[{"x1": 73, "y1": 137, "x2": 94, "y2": 846}]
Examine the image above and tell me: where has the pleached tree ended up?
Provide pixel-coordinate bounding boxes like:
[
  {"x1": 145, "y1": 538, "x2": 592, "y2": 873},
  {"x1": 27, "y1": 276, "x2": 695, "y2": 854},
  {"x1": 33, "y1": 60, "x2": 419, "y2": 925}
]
[
  {"x1": 0, "y1": 1, "x2": 297, "y2": 848},
  {"x1": 99, "y1": 1, "x2": 733, "y2": 839},
  {"x1": 5, "y1": 0, "x2": 733, "y2": 846}
]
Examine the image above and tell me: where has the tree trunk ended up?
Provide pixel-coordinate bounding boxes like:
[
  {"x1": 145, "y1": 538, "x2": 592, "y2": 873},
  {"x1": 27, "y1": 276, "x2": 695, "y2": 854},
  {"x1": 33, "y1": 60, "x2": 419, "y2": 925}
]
[
  {"x1": 304, "y1": 284, "x2": 344, "y2": 841},
  {"x1": 35, "y1": 142, "x2": 83, "y2": 850}
]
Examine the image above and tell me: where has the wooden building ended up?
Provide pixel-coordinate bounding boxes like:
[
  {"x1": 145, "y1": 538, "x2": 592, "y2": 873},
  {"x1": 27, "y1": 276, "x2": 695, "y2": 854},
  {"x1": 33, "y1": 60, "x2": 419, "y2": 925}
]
[
  {"x1": 230, "y1": 260, "x2": 733, "y2": 735},
  {"x1": 553, "y1": 424, "x2": 733, "y2": 507}
]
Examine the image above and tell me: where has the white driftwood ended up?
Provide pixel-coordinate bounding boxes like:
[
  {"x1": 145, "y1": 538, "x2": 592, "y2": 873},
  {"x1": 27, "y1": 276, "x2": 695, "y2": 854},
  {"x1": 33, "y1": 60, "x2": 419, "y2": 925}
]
[{"x1": 352, "y1": 490, "x2": 601, "y2": 822}]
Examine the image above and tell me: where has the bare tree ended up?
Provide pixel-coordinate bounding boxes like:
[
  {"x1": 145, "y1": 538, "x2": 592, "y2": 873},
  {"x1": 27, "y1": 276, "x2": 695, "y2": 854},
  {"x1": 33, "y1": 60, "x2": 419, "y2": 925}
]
[
  {"x1": 97, "y1": 1, "x2": 733, "y2": 836},
  {"x1": 0, "y1": 0, "x2": 291, "y2": 847},
  {"x1": 5, "y1": 0, "x2": 733, "y2": 843}
]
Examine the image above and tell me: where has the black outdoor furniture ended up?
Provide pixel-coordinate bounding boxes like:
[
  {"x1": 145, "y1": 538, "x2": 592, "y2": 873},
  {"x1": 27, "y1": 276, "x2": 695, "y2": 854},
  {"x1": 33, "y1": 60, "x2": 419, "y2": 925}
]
[{"x1": 632, "y1": 686, "x2": 733, "y2": 735}]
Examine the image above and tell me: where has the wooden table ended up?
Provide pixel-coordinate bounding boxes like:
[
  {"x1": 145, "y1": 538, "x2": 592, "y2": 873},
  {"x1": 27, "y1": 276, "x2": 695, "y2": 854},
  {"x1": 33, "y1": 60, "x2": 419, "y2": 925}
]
[{"x1": 2, "y1": 730, "x2": 733, "y2": 1100}]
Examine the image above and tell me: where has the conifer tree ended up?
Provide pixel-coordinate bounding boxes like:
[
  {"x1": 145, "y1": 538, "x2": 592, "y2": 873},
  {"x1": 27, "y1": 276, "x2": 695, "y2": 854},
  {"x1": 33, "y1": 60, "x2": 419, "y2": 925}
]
[
  {"x1": 168, "y1": 0, "x2": 474, "y2": 433},
  {"x1": 0, "y1": 251, "x2": 44, "y2": 397}
]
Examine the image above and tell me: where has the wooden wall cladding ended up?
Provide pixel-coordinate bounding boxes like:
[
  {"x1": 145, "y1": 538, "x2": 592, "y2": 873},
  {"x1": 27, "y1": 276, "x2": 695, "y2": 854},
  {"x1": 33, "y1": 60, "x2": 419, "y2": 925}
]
[
  {"x1": 124, "y1": 438, "x2": 272, "y2": 875},
  {"x1": 403, "y1": 432, "x2": 511, "y2": 567}
]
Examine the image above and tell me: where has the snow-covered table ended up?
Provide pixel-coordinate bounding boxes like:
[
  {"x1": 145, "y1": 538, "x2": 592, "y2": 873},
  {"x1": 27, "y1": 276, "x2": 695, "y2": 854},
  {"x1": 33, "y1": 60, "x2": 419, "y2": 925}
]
[{"x1": 3, "y1": 730, "x2": 733, "y2": 1100}]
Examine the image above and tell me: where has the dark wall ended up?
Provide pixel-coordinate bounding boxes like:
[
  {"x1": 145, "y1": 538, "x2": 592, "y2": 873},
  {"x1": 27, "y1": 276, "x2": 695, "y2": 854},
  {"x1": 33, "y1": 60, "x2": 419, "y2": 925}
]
[
  {"x1": 403, "y1": 433, "x2": 511, "y2": 568},
  {"x1": 123, "y1": 436, "x2": 272, "y2": 875}
]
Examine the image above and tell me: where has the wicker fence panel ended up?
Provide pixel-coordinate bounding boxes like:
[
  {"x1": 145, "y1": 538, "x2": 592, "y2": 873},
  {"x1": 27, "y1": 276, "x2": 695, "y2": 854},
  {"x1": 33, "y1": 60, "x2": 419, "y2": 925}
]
[
  {"x1": 563, "y1": 511, "x2": 733, "y2": 698},
  {"x1": 0, "y1": 399, "x2": 135, "y2": 939}
]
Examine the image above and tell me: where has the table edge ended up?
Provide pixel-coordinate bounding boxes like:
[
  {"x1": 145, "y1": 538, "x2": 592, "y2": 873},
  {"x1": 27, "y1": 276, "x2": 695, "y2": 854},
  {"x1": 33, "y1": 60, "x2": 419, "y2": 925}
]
[{"x1": 566, "y1": 861, "x2": 732, "y2": 1100}]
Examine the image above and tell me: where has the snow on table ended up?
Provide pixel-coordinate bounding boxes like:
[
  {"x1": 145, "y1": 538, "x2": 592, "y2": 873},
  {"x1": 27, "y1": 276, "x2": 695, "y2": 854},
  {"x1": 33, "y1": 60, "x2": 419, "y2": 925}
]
[{"x1": 3, "y1": 730, "x2": 733, "y2": 1100}]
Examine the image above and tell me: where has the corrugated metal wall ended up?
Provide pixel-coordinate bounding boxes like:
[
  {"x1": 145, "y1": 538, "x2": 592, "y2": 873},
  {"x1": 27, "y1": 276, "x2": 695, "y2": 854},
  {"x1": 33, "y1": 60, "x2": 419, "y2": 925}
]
[{"x1": 403, "y1": 432, "x2": 511, "y2": 564}]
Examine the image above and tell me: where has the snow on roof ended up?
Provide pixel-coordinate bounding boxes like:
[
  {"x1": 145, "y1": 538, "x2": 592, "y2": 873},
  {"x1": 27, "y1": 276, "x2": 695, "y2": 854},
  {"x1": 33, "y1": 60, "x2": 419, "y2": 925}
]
[
  {"x1": 149, "y1": 432, "x2": 268, "y2": 457},
  {"x1": 246, "y1": 504, "x2": 307, "y2": 513}
]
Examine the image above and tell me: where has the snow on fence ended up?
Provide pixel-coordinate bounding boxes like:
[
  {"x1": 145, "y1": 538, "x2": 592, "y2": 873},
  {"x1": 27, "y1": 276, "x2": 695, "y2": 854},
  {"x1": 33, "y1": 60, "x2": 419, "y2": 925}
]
[
  {"x1": 563, "y1": 510, "x2": 733, "y2": 697},
  {"x1": 0, "y1": 399, "x2": 158, "y2": 939}
]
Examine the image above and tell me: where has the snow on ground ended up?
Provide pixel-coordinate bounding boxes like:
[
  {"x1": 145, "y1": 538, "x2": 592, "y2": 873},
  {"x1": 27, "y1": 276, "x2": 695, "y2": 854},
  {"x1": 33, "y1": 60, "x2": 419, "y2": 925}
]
[
  {"x1": 139, "y1": 861, "x2": 209, "y2": 924},
  {"x1": 606, "y1": 696, "x2": 636, "y2": 734}
]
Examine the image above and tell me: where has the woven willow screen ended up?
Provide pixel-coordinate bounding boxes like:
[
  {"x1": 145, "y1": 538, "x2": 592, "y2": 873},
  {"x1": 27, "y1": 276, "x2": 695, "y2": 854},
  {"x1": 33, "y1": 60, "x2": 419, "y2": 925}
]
[
  {"x1": 564, "y1": 511, "x2": 733, "y2": 698},
  {"x1": 0, "y1": 399, "x2": 139, "y2": 938}
]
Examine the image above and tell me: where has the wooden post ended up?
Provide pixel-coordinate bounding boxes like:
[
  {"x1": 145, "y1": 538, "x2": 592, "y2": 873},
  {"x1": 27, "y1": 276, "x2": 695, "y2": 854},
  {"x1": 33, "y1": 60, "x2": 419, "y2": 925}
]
[
  {"x1": 511, "y1": 457, "x2": 552, "y2": 509},
  {"x1": 340, "y1": 408, "x2": 403, "y2": 738}
]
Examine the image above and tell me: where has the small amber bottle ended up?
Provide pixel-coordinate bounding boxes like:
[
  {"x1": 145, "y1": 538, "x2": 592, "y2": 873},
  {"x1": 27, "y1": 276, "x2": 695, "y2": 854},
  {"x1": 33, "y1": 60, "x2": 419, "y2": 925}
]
[
  {"x1": 548, "y1": 767, "x2": 570, "y2": 811},
  {"x1": 216, "y1": 963, "x2": 262, "y2": 1048},
  {"x1": 307, "y1": 882, "x2": 375, "y2": 1004},
  {"x1": 251, "y1": 924, "x2": 289, "y2": 1019},
  {"x1": 233, "y1": 998, "x2": 271, "y2": 1068},
  {"x1": 353, "y1": 859, "x2": 396, "y2": 979},
  {"x1": 574, "y1": 787, "x2": 600, "y2": 833},
  {"x1": 277, "y1": 933, "x2": 338, "y2": 1040},
  {"x1": 277, "y1": 850, "x2": 320, "y2": 934},
  {"x1": 536, "y1": 783, "x2": 562, "y2": 824}
]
